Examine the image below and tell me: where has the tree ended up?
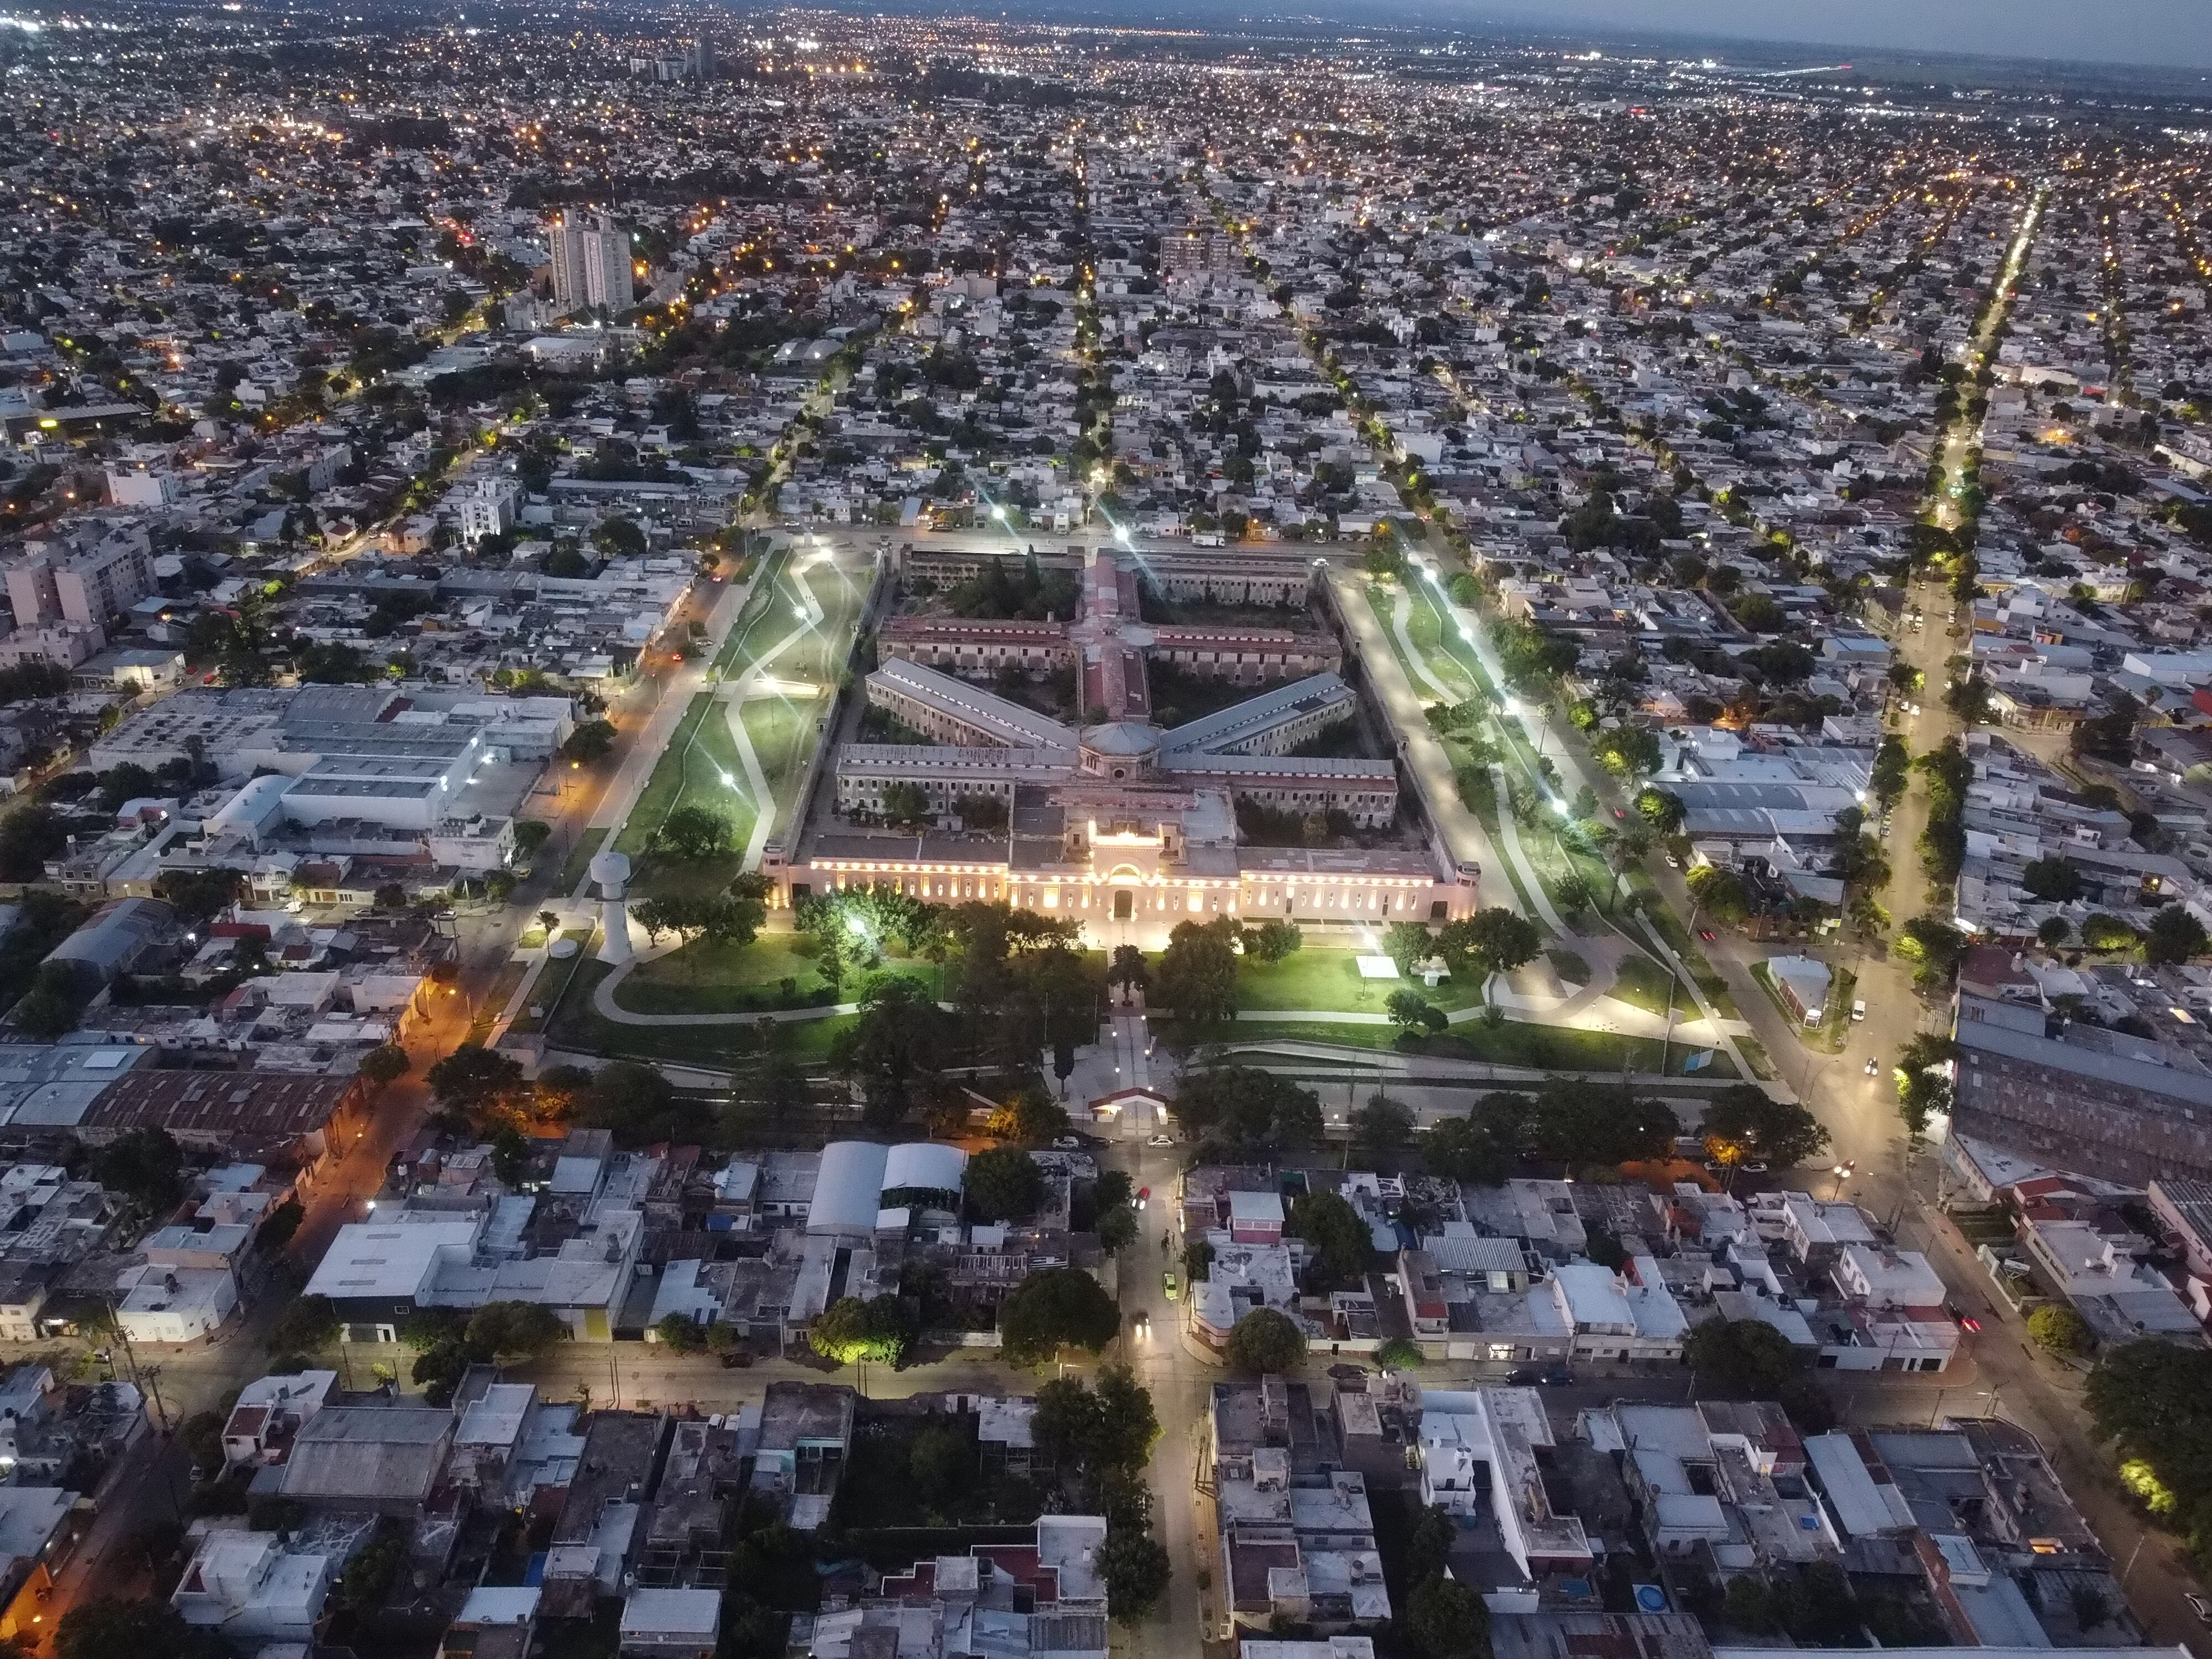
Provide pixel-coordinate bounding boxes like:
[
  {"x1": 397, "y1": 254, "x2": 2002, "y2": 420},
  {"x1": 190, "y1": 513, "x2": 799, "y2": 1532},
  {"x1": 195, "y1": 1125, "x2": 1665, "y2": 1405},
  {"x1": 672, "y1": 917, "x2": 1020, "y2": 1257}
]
[
  {"x1": 1589, "y1": 723, "x2": 1661, "y2": 779},
  {"x1": 561, "y1": 719, "x2": 617, "y2": 763},
  {"x1": 1291, "y1": 1191, "x2": 1373, "y2": 1286},
  {"x1": 1353, "y1": 1092, "x2": 1416, "y2": 1158},
  {"x1": 966, "y1": 1145, "x2": 1046, "y2": 1222},
  {"x1": 1894, "y1": 1032, "x2": 1958, "y2": 1143},
  {"x1": 1034, "y1": 1365, "x2": 1160, "y2": 1482},
  {"x1": 179, "y1": 1408, "x2": 226, "y2": 1477},
  {"x1": 1698, "y1": 1085, "x2": 1830, "y2": 1171},
  {"x1": 573, "y1": 1059, "x2": 706, "y2": 1147},
  {"x1": 810, "y1": 1295, "x2": 914, "y2": 1365},
  {"x1": 2084, "y1": 1340, "x2": 2212, "y2": 1545},
  {"x1": 270, "y1": 1296, "x2": 341, "y2": 1355},
  {"x1": 1223, "y1": 1307, "x2": 1306, "y2": 1373},
  {"x1": 1383, "y1": 920, "x2": 1433, "y2": 977},
  {"x1": 1635, "y1": 786, "x2": 1687, "y2": 834},
  {"x1": 1422, "y1": 1115, "x2": 1509, "y2": 1185},
  {"x1": 153, "y1": 868, "x2": 242, "y2": 926},
  {"x1": 1107, "y1": 944, "x2": 1147, "y2": 993},
  {"x1": 656, "y1": 804, "x2": 733, "y2": 862},
  {"x1": 257, "y1": 1196, "x2": 305, "y2": 1253},
  {"x1": 2028, "y1": 1304, "x2": 2091, "y2": 1357},
  {"x1": 1385, "y1": 988, "x2": 1444, "y2": 1036},
  {"x1": 992, "y1": 1084, "x2": 1070, "y2": 1146},
  {"x1": 1686, "y1": 1317, "x2": 1798, "y2": 1398},
  {"x1": 1457, "y1": 908, "x2": 1541, "y2": 1006},
  {"x1": 592, "y1": 515, "x2": 648, "y2": 558},
  {"x1": 1155, "y1": 916, "x2": 1240, "y2": 1026},
  {"x1": 1406, "y1": 1576, "x2": 1488, "y2": 1659},
  {"x1": 57, "y1": 1599, "x2": 222, "y2": 1659},
  {"x1": 1686, "y1": 864, "x2": 1751, "y2": 925},
  {"x1": 1723, "y1": 1575, "x2": 1780, "y2": 1634},
  {"x1": 2147, "y1": 905, "x2": 2210, "y2": 966},
  {"x1": 831, "y1": 977, "x2": 955, "y2": 1131},
  {"x1": 999, "y1": 1267, "x2": 1120, "y2": 1365},
  {"x1": 1376, "y1": 1337, "x2": 1425, "y2": 1369},
  {"x1": 2081, "y1": 912, "x2": 2141, "y2": 954},
  {"x1": 91, "y1": 1127, "x2": 186, "y2": 1215},
  {"x1": 412, "y1": 1340, "x2": 470, "y2": 1406},
  {"x1": 357, "y1": 1043, "x2": 411, "y2": 1091},
  {"x1": 464, "y1": 1301, "x2": 567, "y2": 1359},
  {"x1": 655, "y1": 1313, "x2": 708, "y2": 1354},
  {"x1": 1173, "y1": 1066, "x2": 1323, "y2": 1151},
  {"x1": 427, "y1": 1046, "x2": 524, "y2": 1115},
  {"x1": 1097, "y1": 1530, "x2": 1171, "y2": 1623},
  {"x1": 1871, "y1": 733, "x2": 1911, "y2": 808},
  {"x1": 1247, "y1": 920, "x2": 1303, "y2": 964},
  {"x1": 2022, "y1": 856, "x2": 2084, "y2": 902}
]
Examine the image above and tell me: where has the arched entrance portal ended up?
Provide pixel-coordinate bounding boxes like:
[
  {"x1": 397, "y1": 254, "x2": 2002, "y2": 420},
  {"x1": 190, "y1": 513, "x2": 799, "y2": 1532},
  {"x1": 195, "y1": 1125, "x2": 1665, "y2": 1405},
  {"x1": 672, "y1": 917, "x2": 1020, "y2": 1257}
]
[{"x1": 1105, "y1": 864, "x2": 1144, "y2": 926}]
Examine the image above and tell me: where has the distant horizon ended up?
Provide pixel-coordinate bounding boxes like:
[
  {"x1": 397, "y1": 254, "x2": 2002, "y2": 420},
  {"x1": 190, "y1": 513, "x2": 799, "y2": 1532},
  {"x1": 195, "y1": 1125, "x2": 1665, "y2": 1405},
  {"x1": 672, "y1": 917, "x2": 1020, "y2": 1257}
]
[
  {"x1": 810, "y1": 0, "x2": 2212, "y2": 78},
  {"x1": 1441, "y1": 0, "x2": 2212, "y2": 72}
]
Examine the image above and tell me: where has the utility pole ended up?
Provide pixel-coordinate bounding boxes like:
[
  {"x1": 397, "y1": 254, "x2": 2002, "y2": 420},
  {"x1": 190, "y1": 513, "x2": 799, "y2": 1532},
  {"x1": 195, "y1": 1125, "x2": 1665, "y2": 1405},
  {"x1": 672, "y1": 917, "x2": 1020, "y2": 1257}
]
[{"x1": 142, "y1": 1364, "x2": 171, "y2": 1436}]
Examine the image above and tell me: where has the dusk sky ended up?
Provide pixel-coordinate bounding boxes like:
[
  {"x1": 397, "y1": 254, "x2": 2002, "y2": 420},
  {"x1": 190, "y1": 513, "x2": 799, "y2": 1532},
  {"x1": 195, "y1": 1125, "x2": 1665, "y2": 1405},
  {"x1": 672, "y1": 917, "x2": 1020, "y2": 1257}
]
[{"x1": 1454, "y1": 0, "x2": 2212, "y2": 70}]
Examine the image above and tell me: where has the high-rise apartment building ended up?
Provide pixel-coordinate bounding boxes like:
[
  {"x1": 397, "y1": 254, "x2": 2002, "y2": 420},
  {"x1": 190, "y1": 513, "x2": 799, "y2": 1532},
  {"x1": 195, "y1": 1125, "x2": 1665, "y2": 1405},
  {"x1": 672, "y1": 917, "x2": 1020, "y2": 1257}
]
[
  {"x1": 548, "y1": 215, "x2": 634, "y2": 317},
  {"x1": 7, "y1": 524, "x2": 155, "y2": 628}
]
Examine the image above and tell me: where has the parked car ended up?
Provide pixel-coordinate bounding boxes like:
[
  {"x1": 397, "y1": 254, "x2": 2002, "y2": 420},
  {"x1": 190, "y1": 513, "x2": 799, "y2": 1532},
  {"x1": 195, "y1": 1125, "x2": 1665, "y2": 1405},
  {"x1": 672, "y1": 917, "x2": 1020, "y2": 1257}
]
[
  {"x1": 1162, "y1": 1271, "x2": 1180, "y2": 1301},
  {"x1": 2185, "y1": 1593, "x2": 2210, "y2": 1626},
  {"x1": 720, "y1": 1351, "x2": 753, "y2": 1369},
  {"x1": 1507, "y1": 1368, "x2": 1540, "y2": 1385},
  {"x1": 1147, "y1": 1133, "x2": 1174, "y2": 1147},
  {"x1": 1053, "y1": 1136, "x2": 1081, "y2": 1149},
  {"x1": 1851, "y1": 999, "x2": 1867, "y2": 1022}
]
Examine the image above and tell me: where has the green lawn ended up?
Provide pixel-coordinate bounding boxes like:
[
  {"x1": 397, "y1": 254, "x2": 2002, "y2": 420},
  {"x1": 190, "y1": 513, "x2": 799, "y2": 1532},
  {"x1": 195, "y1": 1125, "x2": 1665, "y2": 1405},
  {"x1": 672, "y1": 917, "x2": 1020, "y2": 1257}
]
[
  {"x1": 739, "y1": 693, "x2": 830, "y2": 846},
  {"x1": 546, "y1": 956, "x2": 858, "y2": 1070},
  {"x1": 633, "y1": 852, "x2": 748, "y2": 905},
  {"x1": 618, "y1": 934, "x2": 936, "y2": 1015},
  {"x1": 1609, "y1": 953, "x2": 1683, "y2": 1018},
  {"x1": 709, "y1": 546, "x2": 794, "y2": 674},
  {"x1": 1365, "y1": 584, "x2": 1480, "y2": 703},
  {"x1": 1405, "y1": 581, "x2": 1494, "y2": 697},
  {"x1": 558, "y1": 827, "x2": 610, "y2": 895},
  {"x1": 507, "y1": 928, "x2": 597, "y2": 1037},
  {"x1": 1236, "y1": 949, "x2": 1483, "y2": 1013},
  {"x1": 613, "y1": 552, "x2": 861, "y2": 865},
  {"x1": 613, "y1": 694, "x2": 723, "y2": 857}
]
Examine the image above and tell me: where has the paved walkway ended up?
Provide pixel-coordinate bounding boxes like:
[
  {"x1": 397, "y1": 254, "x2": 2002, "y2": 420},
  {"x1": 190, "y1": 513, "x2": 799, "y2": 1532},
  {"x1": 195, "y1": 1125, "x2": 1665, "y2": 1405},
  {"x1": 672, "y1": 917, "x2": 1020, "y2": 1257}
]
[
  {"x1": 1487, "y1": 762, "x2": 1570, "y2": 936},
  {"x1": 593, "y1": 938, "x2": 864, "y2": 1025},
  {"x1": 566, "y1": 567, "x2": 760, "y2": 901},
  {"x1": 1327, "y1": 567, "x2": 1515, "y2": 915},
  {"x1": 1389, "y1": 582, "x2": 1465, "y2": 702}
]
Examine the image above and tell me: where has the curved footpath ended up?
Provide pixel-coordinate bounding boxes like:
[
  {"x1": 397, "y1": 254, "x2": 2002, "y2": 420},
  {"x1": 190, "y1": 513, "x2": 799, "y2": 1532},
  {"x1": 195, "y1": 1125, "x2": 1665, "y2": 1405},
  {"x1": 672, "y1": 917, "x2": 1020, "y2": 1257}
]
[{"x1": 586, "y1": 936, "x2": 1746, "y2": 1050}]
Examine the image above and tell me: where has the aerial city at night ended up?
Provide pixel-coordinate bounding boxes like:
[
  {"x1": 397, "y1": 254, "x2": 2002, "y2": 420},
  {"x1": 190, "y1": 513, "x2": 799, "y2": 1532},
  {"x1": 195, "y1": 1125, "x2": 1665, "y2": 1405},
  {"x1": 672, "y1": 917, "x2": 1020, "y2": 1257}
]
[{"x1": 2, "y1": 4, "x2": 2212, "y2": 1659}]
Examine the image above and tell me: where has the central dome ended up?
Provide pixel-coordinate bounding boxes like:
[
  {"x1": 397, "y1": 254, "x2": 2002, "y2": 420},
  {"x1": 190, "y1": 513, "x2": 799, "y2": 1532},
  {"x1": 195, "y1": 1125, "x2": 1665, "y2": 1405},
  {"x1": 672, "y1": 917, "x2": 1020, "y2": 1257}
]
[
  {"x1": 1078, "y1": 722, "x2": 1162, "y2": 780},
  {"x1": 1079, "y1": 722, "x2": 1161, "y2": 757}
]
